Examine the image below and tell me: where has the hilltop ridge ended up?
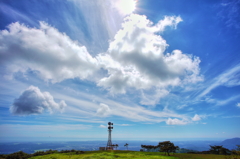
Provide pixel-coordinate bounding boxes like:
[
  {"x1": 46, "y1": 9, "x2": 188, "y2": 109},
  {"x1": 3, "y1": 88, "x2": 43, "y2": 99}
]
[{"x1": 220, "y1": 137, "x2": 240, "y2": 150}]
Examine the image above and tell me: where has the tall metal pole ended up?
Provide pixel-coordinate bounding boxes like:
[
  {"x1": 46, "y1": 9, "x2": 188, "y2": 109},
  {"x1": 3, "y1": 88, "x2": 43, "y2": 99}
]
[{"x1": 106, "y1": 122, "x2": 113, "y2": 150}]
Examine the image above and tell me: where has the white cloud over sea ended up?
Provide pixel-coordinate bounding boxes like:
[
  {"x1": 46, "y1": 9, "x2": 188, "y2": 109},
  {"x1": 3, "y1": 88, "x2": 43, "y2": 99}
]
[{"x1": 10, "y1": 85, "x2": 66, "y2": 115}]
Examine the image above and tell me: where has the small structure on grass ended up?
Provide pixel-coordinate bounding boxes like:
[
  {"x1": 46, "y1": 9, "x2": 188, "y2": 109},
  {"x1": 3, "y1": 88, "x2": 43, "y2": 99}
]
[
  {"x1": 99, "y1": 122, "x2": 118, "y2": 151},
  {"x1": 99, "y1": 147, "x2": 106, "y2": 151},
  {"x1": 106, "y1": 122, "x2": 114, "y2": 150}
]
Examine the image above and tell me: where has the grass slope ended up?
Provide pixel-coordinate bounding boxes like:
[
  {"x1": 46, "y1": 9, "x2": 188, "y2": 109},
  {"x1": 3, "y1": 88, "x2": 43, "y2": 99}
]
[{"x1": 29, "y1": 150, "x2": 233, "y2": 159}]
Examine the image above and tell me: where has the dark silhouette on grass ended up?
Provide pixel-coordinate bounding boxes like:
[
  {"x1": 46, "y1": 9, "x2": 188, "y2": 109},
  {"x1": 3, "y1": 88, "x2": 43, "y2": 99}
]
[
  {"x1": 124, "y1": 143, "x2": 129, "y2": 150},
  {"x1": 141, "y1": 145, "x2": 158, "y2": 152},
  {"x1": 141, "y1": 141, "x2": 179, "y2": 155},
  {"x1": 111, "y1": 144, "x2": 119, "y2": 150},
  {"x1": 237, "y1": 145, "x2": 240, "y2": 151},
  {"x1": 158, "y1": 141, "x2": 179, "y2": 156},
  {"x1": 0, "y1": 149, "x2": 85, "y2": 159},
  {"x1": 3, "y1": 151, "x2": 29, "y2": 159},
  {"x1": 231, "y1": 145, "x2": 240, "y2": 158},
  {"x1": 209, "y1": 145, "x2": 230, "y2": 155}
]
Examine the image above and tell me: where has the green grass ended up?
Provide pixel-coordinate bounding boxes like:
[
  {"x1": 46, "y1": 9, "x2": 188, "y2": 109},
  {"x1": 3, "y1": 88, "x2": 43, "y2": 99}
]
[
  {"x1": 29, "y1": 151, "x2": 176, "y2": 159},
  {"x1": 28, "y1": 151, "x2": 239, "y2": 159},
  {"x1": 172, "y1": 153, "x2": 231, "y2": 159}
]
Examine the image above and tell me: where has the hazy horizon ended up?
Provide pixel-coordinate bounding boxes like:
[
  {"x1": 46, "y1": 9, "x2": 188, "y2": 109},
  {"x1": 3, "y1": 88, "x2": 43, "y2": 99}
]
[{"x1": 0, "y1": 137, "x2": 233, "y2": 143}]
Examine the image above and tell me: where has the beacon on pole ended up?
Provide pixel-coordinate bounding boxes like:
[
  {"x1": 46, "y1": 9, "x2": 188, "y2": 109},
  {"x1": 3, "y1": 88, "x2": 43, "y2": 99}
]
[{"x1": 106, "y1": 122, "x2": 113, "y2": 150}]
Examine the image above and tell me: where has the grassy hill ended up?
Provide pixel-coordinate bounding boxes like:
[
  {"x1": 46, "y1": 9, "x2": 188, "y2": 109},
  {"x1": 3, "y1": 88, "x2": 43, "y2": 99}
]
[{"x1": 26, "y1": 150, "x2": 238, "y2": 159}]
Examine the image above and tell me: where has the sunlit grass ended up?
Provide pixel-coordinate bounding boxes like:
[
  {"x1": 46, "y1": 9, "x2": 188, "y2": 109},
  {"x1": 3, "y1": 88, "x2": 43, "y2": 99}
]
[
  {"x1": 173, "y1": 153, "x2": 232, "y2": 159},
  {"x1": 29, "y1": 151, "x2": 239, "y2": 159},
  {"x1": 29, "y1": 151, "x2": 176, "y2": 159}
]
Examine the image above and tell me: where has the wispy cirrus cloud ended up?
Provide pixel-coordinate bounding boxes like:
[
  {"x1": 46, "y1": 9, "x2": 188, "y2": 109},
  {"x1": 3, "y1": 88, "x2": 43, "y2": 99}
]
[
  {"x1": 217, "y1": 0, "x2": 240, "y2": 34},
  {"x1": 116, "y1": 124, "x2": 131, "y2": 126},
  {"x1": 236, "y1": 103, "x2": 240, "y2": 108},
  {"x1": 203, "y1": 94, "x2": 240, "y2": 107},
  {"x1": 0, "y1": 124, "x2": 92, "y2": 137},
  {"x1": 222, "y1": 115, "x2": 240, "y2": 118},
  {"x1": 99, "y1": 125, "x2": 107, "y2": 128},
  {"x1": 0, "y1": 3, "x2": 36, "y2": 26},
  {"x1": 216, "y1": 95, "x2": 240, "y2": 106},
  {"x1": 45, "y1": 85, "x2": 189, "y2": 123},
  {"x1": 140, "y1": 89, "x2": 169, "y2": 106},
  {"x1": 198, "y1": 64, "x2": 240, "y2": 98}
]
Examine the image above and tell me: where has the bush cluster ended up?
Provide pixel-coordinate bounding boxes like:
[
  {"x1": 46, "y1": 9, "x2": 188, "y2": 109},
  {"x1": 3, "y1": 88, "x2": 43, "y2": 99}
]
[
  {"x1": 0, "y1": 149, "x2": 85, "y2": 159},
  {"x1": 0, "y1": 151, "x2": 30, "y2": 159},
  {"x1": 59, "y1": 149, "x2": 84, "y2": 154}
]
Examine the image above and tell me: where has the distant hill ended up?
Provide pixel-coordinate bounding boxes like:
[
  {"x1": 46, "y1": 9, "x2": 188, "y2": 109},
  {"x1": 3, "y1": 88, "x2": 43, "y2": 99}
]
[{"x1": 220, "y1": 137, "x2": 240, "y2": 150}]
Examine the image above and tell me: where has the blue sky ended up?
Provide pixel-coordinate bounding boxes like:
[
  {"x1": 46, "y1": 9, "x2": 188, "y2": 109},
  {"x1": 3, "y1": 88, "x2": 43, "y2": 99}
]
[{"x1": 0, "y1": 0, "x2": 240, "y2": 142}]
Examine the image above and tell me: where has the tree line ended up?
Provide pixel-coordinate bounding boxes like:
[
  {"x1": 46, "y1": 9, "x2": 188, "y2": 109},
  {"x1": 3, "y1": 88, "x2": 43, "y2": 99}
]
[
  {"x1": 141, "y1": 141, "x2": 179, "y2": 156},
  {"x1": 141, "y1": 141, "x2": 240, "y2": 157},
  {"x1": 0, "y1": 143, "x2": 239, "y2": 158}
]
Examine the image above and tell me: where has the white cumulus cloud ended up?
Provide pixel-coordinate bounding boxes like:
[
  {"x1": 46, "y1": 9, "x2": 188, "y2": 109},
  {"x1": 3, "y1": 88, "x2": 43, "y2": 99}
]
[
  {"x1": 96, "y1": 103, "x2": 111, "y2": 117},
  {"x1": 192, "y1": 114, "x2": 201, "y2": 121},
  {"x1": 0, "y1": 22, "x2": 98, "y2": 82},
  {"x1": 10, "y1": 86, "x2": 67, "y2": 115},
  {"x1": 166, "y1": 118, "x2": 188, "y2": 125},
  {"x1": 0, "y1": 15, "x2": 203, "y2": 106},
  {"x1": 97, "y1": 14, "x2": 202, "y2": 94}
]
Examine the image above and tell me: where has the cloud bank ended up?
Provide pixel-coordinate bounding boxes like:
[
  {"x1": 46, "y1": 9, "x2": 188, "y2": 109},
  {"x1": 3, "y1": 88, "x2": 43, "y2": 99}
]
[
  {"x1": 0, "y1": 22, "x2": 98, "y2": 82},
  {"x1": 0, "y1": 14, "x2": 203, "y2": 106},
  {"x1": 10, "y1": 86, "x2": 67, "y2": 115},
  {"x1": 97, "y1": 14, "x2": 202, "y2": 94}
]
